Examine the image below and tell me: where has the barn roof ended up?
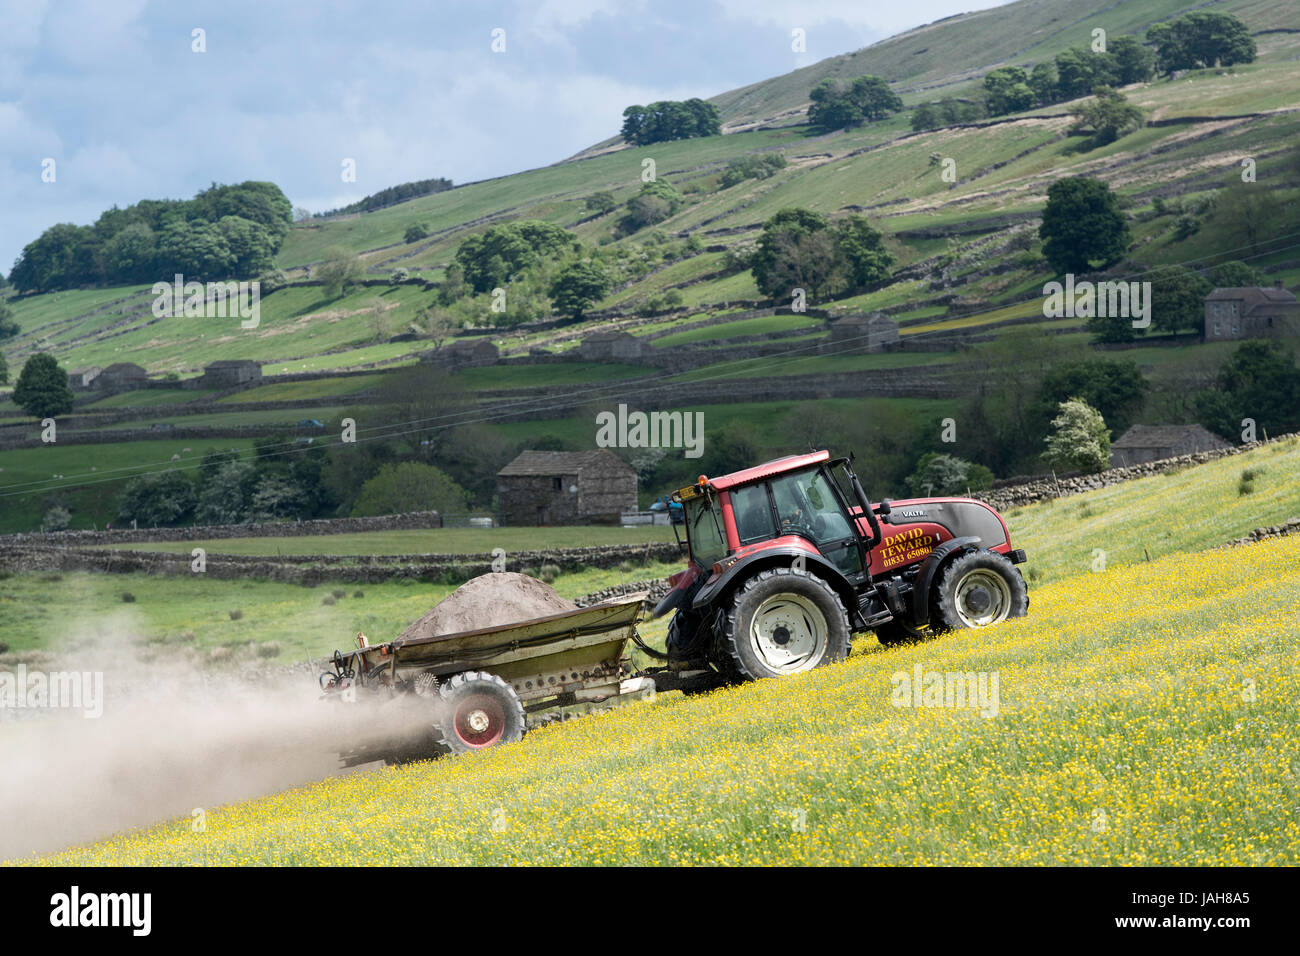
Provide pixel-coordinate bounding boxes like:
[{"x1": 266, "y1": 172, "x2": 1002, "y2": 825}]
[
  {"x1": 1205, "y1": 286, "x2": 1298, "y2": 313},
  {"x1": 101, "y1": 362, "x2": 147, "y2": 374},
  {"x1": 498, "y1": 449, "x2": 634, "y2": 477},
  {"x1": 1111, "y1": 424, "x2": 1230, "y2": 450}
]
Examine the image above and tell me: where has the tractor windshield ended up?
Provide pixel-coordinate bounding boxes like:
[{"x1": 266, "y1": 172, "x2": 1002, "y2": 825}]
[{"x1": 684, "y1": 493, "x2": 727, "y2": 568}]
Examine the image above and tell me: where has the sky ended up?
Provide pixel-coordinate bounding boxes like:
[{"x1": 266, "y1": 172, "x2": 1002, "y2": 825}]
[{"x1": 0, "y1": 0, "x2": 1010, "y2": 273}]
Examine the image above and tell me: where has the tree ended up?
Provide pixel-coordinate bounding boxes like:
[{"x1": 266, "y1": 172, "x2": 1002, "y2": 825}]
[
  {"x1": 1039, "y1": 177, "x2": 1130, "y2": 274},
  {"x1": 1028, "y1": 62, "x2": 1060, "y2": 106},
  {"x1": 983, "y1": 67, "x2": 1036, "y2": 115},
  {"x1": 1204, "y1": 260, "x2": 1261, "y2": 289},
  {"x1": 1054, "y1": 47, "x2": 1117, "y2": 100},
  {"x1": 317, "y1": 245, "x2": 364, "y2": 299},
  {"x1": 1037, "y1": 359, "x2": 1147, "y2": 438},
  {"x1": 834, "y1": 216, "x2": 894, "y2": 289},
  {"x1": 905, "y1": 453, "x2": 994, "y2": 496},
  {"x1": 1148, "y1": 12, "x2": 1256, "y2": 74},
  {"x1": 807, "y1": 75, "x2": 902, "y2": 130},
  {"x1": 1072, "y1": 86, "x2": 1144, "y2": 146},
  {"x1": 0, "y1": 349, "x2": 8, "y2": 385},
  {"x1": 0, "y1": 298, "x2": 19, "y2": 339},
  {"x1": 194, "y1": 459, "x2": 255, "y2": 525},
  {"x1": 1194, "y1": 341, "x2": 1300, "y2": 440},
  {"x1": 1043, "y1": 398, "x2": 1110, "y2": 473},
  {"x1": 720, "y1": 154, "x2": 787, "y2": 188},
  {"x1": 620, "y1": 99, "x2": 720, "y2": 145},
  {"x1": 549, "y1": 260, "x2": 611, "y2": 320},
  {"x1": 12, "y1": 353, "x2": 75, "y2": 419},
  {"x1": 404, "y1": 223, "x2": 429, "y2": 244},
  {"x1": 351, "y1": 462, "x2": 471, "y2": 517},
  {"x1": 247, "y1": 474, "x2": 308, "y2": 521},
  {"x1": 115, "y1": 471, "x2": 197, "y2": 527},
  {"x1": 1109, "y1": 36, "x2": 1156, "y2": 84},
  {"x1": 454, "y1": 220, "x2": 574, "y2": 293},
  {"x1": 1148, "y1": 264, "x2": 1212, "y2": 334},
  {"x1": 616, "y1": 180, "x2": 683, "y2": 235},
  {"x1": 584, "y1": 192, "x2": 617, "y2": 214}
]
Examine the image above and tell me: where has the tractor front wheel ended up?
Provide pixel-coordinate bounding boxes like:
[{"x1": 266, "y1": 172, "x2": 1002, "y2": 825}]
[
  {"x1": 437, "y1": 671, "x2": 527, "y2": 754},
  {"x1": 719, "y1": 567, "x2": 850, "y2": 681},
  {"x1": 932, "y1": 550, "x2": 1028, "y2": 633}
]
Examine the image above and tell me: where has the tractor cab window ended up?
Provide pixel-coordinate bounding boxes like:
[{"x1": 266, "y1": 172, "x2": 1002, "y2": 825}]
[
  {"x1": 730, "y1": 484, "x2": 777, "y2": 544},
  {"x1": 684, "y1": 493, "x2": 727, "y2": 568},
  {"x1": 769, "y1": 469, "x2": 864, "y2": 576}
]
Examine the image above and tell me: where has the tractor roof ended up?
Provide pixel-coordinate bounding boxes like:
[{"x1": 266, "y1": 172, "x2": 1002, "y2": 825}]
[{"x1": 706, "y1": 450, "x2": 830, "y2": 490}]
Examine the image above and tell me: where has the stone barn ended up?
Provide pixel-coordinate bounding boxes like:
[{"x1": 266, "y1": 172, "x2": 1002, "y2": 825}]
[
  {"x1": 1109, "y1": 424, "x2": 1232, "y2": 467},
  {"x1": 202, "y1": 359, "x2": 263, "y2": 388},
  {"x1": 97, "y1": 362, "x2": 148, "y2": 390},
  {"x1": 579, "y1": 331, "x2": 646, "y2": 362},
  {"x1": 828, "y1": 313, "x2": 899, "y2": 353},
  {"x1": 425, "y1": 339, "x2": 499, "y2": 370},
  {"x1": 497, "y1": 450, "x2": 637, "y2": 526},
  {"x1": 1204, "y1": 282, "x2": 1299, "y2": 341},
  {"x1": 67, "y1": 366, "x2": 101, "y2": 391}
]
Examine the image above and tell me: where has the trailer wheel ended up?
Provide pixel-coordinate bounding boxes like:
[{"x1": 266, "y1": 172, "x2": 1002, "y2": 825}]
[
  {"x1": 719, "y1": 567, "x2": 850, "y2": 681},
  {"x1": 437, "y1": 671, "x2": 527, "y2": 754},
  {"x1": 932, "y1": 550, "x2": 1028, "y2": 633}
]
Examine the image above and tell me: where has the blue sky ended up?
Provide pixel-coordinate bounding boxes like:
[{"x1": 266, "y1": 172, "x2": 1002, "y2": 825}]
[{"x1": 0, "y1": 0, "x2": 1008, "y2": 273}]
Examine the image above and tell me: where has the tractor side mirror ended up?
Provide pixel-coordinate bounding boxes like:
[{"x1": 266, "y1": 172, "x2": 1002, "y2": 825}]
[{"x1": 877, "y1": 499, "x2": 892, "y2": 516}]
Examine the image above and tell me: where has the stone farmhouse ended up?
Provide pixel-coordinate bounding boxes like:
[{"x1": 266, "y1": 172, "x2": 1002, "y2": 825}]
[
  {"x1": 1203, "y1": 282, "x2": 1299, "y2": 341},
  {"x1": 497, "y1": 450, "x2": 637, "y2": 526}
]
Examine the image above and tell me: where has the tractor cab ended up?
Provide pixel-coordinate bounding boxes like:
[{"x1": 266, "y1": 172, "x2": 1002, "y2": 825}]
[{"x1": 658, "y1": 450, "x2": 1028, "y2": 684}]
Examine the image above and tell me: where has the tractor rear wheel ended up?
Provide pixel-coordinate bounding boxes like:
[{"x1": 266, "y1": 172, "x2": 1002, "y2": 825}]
[
  {"x1": 932, "y1": 550, "x2": 1028, "y2": 633},
  {"x1": 719, "y1": 567, "x2": 850, "y2": 681},
  {"x1": 437, "y1": 671, "x2": 527, "y2": 754}
]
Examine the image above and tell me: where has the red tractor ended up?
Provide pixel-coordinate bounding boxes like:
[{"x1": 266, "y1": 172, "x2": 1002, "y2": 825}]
[{"x1": 654, "y1": 450, "x2": 1028, "y2": 684}]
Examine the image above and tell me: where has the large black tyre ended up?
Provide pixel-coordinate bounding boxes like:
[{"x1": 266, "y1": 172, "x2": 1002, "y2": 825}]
[
  {"x1": 931, "y1": 550, "x2": 1028, "y2": 634},
  {"x1": 718, "y1": 567, "x2": 850, "y2": 681},
  {"x1": 666, "y1": 609, "x2": 707, "y2": 661},
  {"x1": 437, "y1": 671, "x2": 527, "y2": 754}
]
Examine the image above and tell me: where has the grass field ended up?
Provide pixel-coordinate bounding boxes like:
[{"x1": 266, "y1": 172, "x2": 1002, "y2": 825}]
[
  {"x1": 29, "y1": 533, "x2": 1300, "y2": 865},
  {"x1": 0, "y1": 557, "x2": 684, "y2": 660}
]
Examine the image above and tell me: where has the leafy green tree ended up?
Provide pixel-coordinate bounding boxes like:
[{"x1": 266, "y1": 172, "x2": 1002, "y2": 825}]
[
  {"x1": 1028, "y1": 62, "x2": 1060, "y2": 105},
  {"x1": 1072, "y1": 86, "x2": 1144, "y2": 145},
  {"x1": 1148, "y1": 12, "x2": 1256, "y2": 74},
  {"x1": 808, "y1": 75, "x2": 902, "y2": 130},
  {"x1": 317, "y1": 245, "x2": 365, "y2": 299},
  {"x1": 834, "y1": 216, "x2": 894, "y2": 289},
  {"x1": 103, "y1": 223, "x2": 158, "y2": 283},
  {"x1": 12, "y1": 353, "x2": 74, "y2": 419},
  {"x1": 720, "y1": 154, "x2": 787, "y2": 188},
  {"x1": 1194, "y1": 341, "x2": 1300, "y2": 440},
  {"x1": 351, "y1": 462, "x2": 471, "y2": 517},
  {"x1": 157, "y1": 219, "x2": 234, "y2": 278},
  {"x1": 216, "y1": 215, "x2": 278, "y2": 275},
  {"x1": 1054, "y1": 47, "x2": 1117, "y2": 99},
  {"x1": 617, "y1": 180, "x2": 683, "y2": 235},
  {"x1": 1148, "y1": 264, "x2": 1212, "y2": 334},
  {"x1": 404, "y1": 223, "x2": 429, "y2": 244},
  {"x1": 1204, "y1": 260, "x2": 1262, "y2": 288},
  {"x1": 905, "y1": 453, "x2": 994, "y2": 496},
  {"x1": 1109, "y1": 36, "x2": 1156, "y2": 84},
  {"x1": 438, "y1": 263, "x2": 467, "y2": 304},
  {"x1": 1039, "y1": 177, "x2": 1130, "y2": 274},
  {"x1": 620, "y1": 99, "x2": 720, "y2": 145},
  {"x1": 983, "y1": 67, "x2": 1036, "y2": 115},
  {"x1": 0, "y1": 298, "x2": 19, "y2": 340},
  {"x1": 0, "y1": 349, "x2": 8, "y2": 385},
  {"x1": 548, "y1": 260, "x2": 611, "y2": 320},
  {"x1": 1043, "y1": 398, "x2": 1111, "y2": 473},
  {"x1": 1037, "y1": 359, "x2": 1147, "y2": 437},
  {"x1": 584, "y1": 192, "x2": 617, "y2": 214},
  {"x1": 194, "y1": 459, "x2": 255, "y2": 524},
  {"x1": 455, "y1": 220, "x2": 574, "y2": 293},
  {"x1": 247, "y1": 474, "x2": 308, "y2": 521},
  {"x1": 751, "y1": 209, "x2": 844, "y2": 300},
  {"x1": 116, "y1": 471, "x2": 197, "y2": 527}
]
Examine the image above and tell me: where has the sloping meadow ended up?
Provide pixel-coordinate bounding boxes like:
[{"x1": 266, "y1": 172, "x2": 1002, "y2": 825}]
[{"x1": 29, "y1": 531, "x2": 1300, "y2": 866}]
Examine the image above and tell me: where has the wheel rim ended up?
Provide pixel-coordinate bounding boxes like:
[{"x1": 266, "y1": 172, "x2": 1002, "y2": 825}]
[
  {"x1": 452, "y1": 694, "x2": 507, "y2": 748},
  {"x1": 748, "y1": 593, "x2": 828, "y2": 674},
  {"x1": 953, "y1": 569, "x2": 1012, "y2": 627}
]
